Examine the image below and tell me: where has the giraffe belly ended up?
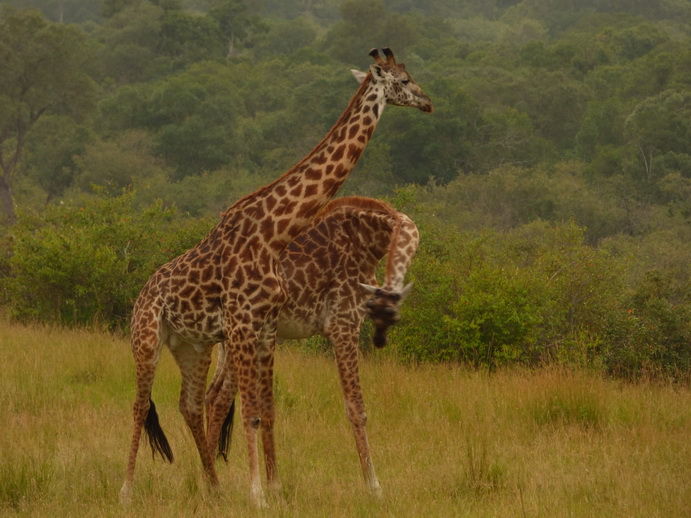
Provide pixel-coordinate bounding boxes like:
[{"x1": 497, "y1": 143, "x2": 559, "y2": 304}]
[
  {"x1": 164, "y1": 305, "x2": 226, "y2": 346},
  {"x1": 166, "y1": 322, "x2": 224, "y2": 347},
  {"x1": 276, "y1": 303, "x2": 325, "y2": 341},
  {"x1": 276, "y1": 317, "x2": 318, "y2": 341}
]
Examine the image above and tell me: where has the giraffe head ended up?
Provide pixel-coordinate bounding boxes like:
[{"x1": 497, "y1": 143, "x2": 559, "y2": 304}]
[
  {"x1": 359, "y1": 282, "x2": 413, "y2": 348},
  {"x1": 352, "y1": 47, "x2": 433, "y2": 114}
]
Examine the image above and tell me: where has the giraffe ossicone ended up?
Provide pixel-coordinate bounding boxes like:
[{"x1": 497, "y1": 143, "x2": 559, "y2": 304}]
[{"x1": 120, "y1": 48, "x2": 431, "y2": 508}]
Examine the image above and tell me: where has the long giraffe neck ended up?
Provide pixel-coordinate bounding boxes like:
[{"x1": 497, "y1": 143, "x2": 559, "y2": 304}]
[
  {"x1": 227, "y1": 75, "x2": 386, "y2": 254},
  {"x1": 309, "y1": 197, "x2": 419, "y2": 293},
  {"x1": 383, "y1": 213, "x2": 419, "y2": 292}
]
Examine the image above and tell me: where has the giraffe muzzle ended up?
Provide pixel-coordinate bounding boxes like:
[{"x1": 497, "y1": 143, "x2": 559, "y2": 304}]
[
  {"x1": 373, "y1": 327, "x2": 388, "y2": 348},
  {"x1": 418, "y1": 98, "x2": 434, "y2": 113}
]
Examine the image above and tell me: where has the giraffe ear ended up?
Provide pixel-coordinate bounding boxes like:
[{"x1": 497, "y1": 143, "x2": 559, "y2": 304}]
[
  {"x1": 358, "y1": 283, "x2": 378, "y2": 295},
  {"x1": 368, "y1": 64, "x2": 385, "y2": 82},
  {"x1": 351, "y1": 69, "x2": 367, "y2": 84}
]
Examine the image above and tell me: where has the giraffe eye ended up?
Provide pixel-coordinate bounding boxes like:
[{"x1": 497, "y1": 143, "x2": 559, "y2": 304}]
[{"x1": 401, "y1": 79, "x2": 410, "y2": 85}]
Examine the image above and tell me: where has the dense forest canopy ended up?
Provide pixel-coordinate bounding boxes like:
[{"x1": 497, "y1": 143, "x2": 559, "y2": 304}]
[{"x1": 0, "y1": 0, "x2": 689, "y2": 377}]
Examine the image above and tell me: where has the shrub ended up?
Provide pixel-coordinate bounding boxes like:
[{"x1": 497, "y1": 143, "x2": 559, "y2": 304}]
[
  {"x1": 391, "y1": 219, "x2": 628, "y2": 369},
  {"x1": 603, "y1": 270, "x2": 691, "y2": 379},
  {"x1": 2, "y1": 191, "x2": 212, "y2": 329}
]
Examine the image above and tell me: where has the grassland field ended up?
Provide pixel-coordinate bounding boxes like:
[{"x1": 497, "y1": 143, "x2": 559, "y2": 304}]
[{"x1": 1, "y1": 315, "x2": 689, "y2": 517}]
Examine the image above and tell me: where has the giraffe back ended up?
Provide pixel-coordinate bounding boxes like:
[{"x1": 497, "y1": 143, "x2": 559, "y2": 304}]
[{"x1": 275, "y1": 196, "x2": 418, "y2": 343}]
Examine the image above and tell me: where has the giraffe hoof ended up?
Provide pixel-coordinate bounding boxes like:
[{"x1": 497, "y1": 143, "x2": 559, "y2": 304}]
[
  {"x1": 251, "y1": 490, "x2": 269, "y2": 509},
  {"x1": 368, "y1": 481, "x2": 383, "y2": 499},
  {"x1": 119, "y1": 482, "x2": 132, "y2": 506},
  {"x1": 268, "y1": 478, "x2": 283, "y2": 494}
]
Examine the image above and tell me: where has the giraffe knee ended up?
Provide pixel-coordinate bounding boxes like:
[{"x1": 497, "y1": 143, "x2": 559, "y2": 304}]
[
  {"x1": 179, "y1": 399, "x2": 202, "y2": 422},
  {"x1": 261, "y1": 415, "x2": 275, "y2": 431},
  {"x1": 348, "y1": 409, "x2": 368, "y2": 428}
]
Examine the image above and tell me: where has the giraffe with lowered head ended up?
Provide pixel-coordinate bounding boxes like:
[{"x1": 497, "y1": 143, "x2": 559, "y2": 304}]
[
  {"x1": 204, "y1": 196, "x2": 419, "y2": 496},
  {"x1": 120, "y1": 48, "x2": 432, "y2": 507}
]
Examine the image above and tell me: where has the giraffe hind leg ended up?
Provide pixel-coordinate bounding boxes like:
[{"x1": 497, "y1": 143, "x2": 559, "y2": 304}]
[
  {"x1": 120, "y1": 321, "x2": 166, "y2": 505},
  {"x1": 170, "y1": 341, "x2": 219, "y2": 486}
]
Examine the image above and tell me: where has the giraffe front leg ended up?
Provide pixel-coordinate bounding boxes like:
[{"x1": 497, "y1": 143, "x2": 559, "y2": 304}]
[
  {"x1": 228, "y1": 323, "x2": 267, "y2": 508},
  {"x1": 256, "y1": 309, "x2": 282, "y2": 493},
  {"x1": 331, "y1": 328, "x2": 382, "y2": 497}
]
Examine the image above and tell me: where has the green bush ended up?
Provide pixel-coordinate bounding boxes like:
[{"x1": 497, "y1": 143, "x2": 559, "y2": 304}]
[
  {"x1": 2, "y1": 192, "x2": 212, "y2": 329},
  {"x1": 603, "y1": 271, "x2": 691, "y2": 379},
  {"x1": 391, "y1": 219, "x2": 628, "y2": 369}
]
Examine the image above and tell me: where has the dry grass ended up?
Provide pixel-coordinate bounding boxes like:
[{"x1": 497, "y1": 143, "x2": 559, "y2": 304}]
[{"x1": 1, "y1": 316, "x2": 689, "y2": 517}]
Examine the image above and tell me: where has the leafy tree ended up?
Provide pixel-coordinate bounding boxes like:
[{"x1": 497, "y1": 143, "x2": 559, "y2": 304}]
[
  {"x1": 5, "y1": 0, "x2": 104, "y2": 23},
  {"x1": 208, "y1": 0, "x2": 267, "y2": 58},
  {"x1": 382, "y1": 82, "x2": 482, "y2": 182},
  {"x1": 98, "y1": 1, "x2": 227, "y2": 81},
  {"x1": 102, "y1": 0, "x2": 141, "y2": 18},
  {"x1": 624, "y1": 89, "x2": 691, "y2": 184},
  {"x1": 144, "y1": 61, "x2": 244, "y2": 177},
  {"x1": 499, "y1": 17, "x2": 548, "y2": 45},
  {"x1": 22, "y1": 115, "x2": 94, "y2": 201},
  {"x1": 72, "y1": 130, "x2": 166, "y2": 194},
  {"x1": 96, "y1": 61, "x2": 246, "y2": 177},
  {"x1": 576, "y1": 98, "x2": 627, "y2": 161},
  {"x1": 339, "y1": 0, "x2": 385, "y2": 31},
  {"x1": 256, "y1": 0, "x2": 340, "y2": 22},
  {"x1": 97, "y1": 83, "x2": 153, "y2": 135},
  {"x1": 521, "y1": 70, "x2": 589, "y2": 149},
  {"x1": 610, "y1": 22, "x2": 669, "y2": 61},
  {"x1": 0, "y1": 7, "x2": 96, "y2": 223},
  {"x1": 253, "y1": 17, "x2": 319, "y2": 58},
  {"x1": 323, "y1": 0, "x2": 418, "y2": 64},
  {"x1": 158, "y1": 10, "x2": 223, "y2": 67}
]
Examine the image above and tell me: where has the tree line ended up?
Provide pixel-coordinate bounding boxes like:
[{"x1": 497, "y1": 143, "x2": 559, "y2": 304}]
[{"x1": 0, "y1": 0, "x2": 689, "y2": 378}]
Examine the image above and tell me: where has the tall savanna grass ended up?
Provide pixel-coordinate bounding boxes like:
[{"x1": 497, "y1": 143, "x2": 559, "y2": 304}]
[{"x1": 1, "y1": 315, "x2": 689, "y2": 517}]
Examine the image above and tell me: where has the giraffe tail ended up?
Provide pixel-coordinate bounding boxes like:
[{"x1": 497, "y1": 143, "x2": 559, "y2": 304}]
[
  {"x1": 145, "y1": 398, "x2": 174, "y2": 463},
  {"x1": 217, "y1": 399, "x2": 236, "y2": 462}
]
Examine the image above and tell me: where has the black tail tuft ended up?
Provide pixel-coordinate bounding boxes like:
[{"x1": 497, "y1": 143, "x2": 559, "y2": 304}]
[
  {"x1": 144, "y1": 398, "x2": 174, "y2": 463},
  {"x1": 373, "y1": 327, "x2": 388, "y2": 348},
  {"x1": 217, "y1": 399, "x2": 236, "y2": 462}
]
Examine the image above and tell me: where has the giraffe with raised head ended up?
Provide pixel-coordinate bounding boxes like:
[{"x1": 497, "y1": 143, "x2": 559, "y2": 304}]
[
  {"x1": 205, "y1": 196, "x2": 419, "y2": 496},
  {"x1": 120, "y1": 48, "x2": 432, "y2": 507}
]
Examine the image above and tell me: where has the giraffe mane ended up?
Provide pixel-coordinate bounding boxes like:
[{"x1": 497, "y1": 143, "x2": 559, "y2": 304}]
[{"x1": 318, "y1": 196, "x2": 396, "y2": 218}]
